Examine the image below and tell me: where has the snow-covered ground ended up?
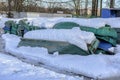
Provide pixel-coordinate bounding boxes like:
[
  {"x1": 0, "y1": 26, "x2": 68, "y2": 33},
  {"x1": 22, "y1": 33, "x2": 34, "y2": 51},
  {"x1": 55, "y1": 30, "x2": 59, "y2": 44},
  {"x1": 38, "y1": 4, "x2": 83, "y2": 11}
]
[
  {"x1": 1, "y1": 17, "x2": 120, "y2": 79},
  {"x1": 1, "y1": 17, "x2": 120, "y2": 28},
  {"x1": 26, "y1": 17, "x2": 120, "y2": 28},
  {"x1": 0, "y1": 53, "x2": 82, "y2": 80}
]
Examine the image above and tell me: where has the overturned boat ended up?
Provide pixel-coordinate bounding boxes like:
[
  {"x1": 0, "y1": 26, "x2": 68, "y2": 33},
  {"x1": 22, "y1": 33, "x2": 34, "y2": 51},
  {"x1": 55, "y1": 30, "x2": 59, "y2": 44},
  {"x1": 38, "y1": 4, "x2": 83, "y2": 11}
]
[{"x1": 18, "y1": 28, "x2": 99, "y2": 55}]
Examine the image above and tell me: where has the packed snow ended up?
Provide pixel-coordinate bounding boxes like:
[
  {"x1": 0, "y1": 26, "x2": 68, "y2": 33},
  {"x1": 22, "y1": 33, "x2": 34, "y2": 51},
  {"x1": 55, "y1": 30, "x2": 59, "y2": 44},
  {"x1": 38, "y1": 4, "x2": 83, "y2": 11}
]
[
  {"x1": 24, "y1": 28, "x2": 96, "y2": 51},
  {"x1": 0, "y1": 53, "x2": 82, "y2": 80}
]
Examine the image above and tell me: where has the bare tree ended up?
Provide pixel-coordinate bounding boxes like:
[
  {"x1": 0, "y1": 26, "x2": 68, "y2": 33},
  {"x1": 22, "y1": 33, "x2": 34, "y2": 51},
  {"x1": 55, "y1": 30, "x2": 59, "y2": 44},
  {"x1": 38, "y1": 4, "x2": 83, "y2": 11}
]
[
  {"x1": 104, "y1": 0, "x2": 115, "y2": 8},
  {"x1": 45, "y1": 0, "x2": 60, "y2": 13},
  {"x1": 0, "y1": 2, "x2": 6, "y2": 12},
  {"x1": 69, "y1": 0, "x2": 81, "y2": 16},
  {"x1": 23, "y1": 0, "x2": 43, "y2": 12},
  {"x1": 13, "y1": 0, "x2": 24, "y2": 12}
]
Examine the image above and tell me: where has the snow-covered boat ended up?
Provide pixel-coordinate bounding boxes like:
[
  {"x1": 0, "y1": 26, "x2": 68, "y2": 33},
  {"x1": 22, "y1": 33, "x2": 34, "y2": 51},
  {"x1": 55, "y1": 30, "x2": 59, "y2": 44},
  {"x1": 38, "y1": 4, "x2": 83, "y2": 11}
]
[{"x1": 18, "y1": 28, "x2": 99, "y2": 55}]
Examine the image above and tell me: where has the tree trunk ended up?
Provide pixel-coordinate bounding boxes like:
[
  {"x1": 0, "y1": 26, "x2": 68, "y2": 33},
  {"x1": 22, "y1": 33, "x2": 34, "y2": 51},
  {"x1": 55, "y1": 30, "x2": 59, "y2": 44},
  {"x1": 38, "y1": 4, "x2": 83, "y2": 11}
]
[
  {"x1": 8, "y1": 0, "x2": 12, "y2": 18},
  {"x1": 95, "y1": 0, "x2": 98, "y2": 16},
  {"x1": 110, "y1": 0, "x2": 115, "y2": 8},
  {"x1": 92, "y1": 0, "x2": 96, "y2": 16},
  {"x1": 92, "y1": 0, "x2": 98, "y2": 16},
  {"x1": 71, "y1": 0, "x2": 81, "y2": 16},
  {"x1": 85, "y1": 0, "x2": 88, "y2": 16},
  {"x1": 14, "y1": 0, "x2": 24, "y2": 12},
  {"x1": 100, "y1": 0, "x2": 103, "y2": 16}
]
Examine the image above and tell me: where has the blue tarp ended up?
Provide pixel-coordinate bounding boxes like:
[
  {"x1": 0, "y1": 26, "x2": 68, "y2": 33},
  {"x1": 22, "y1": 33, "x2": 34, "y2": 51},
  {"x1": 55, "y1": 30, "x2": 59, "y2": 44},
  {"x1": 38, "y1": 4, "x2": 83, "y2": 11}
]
[
  {"x1": 3, "y1": 26, "x2": 10, "y2": 31},
  {"x1": 98, "y1": 41, "x2": 112, "y2": 51}
]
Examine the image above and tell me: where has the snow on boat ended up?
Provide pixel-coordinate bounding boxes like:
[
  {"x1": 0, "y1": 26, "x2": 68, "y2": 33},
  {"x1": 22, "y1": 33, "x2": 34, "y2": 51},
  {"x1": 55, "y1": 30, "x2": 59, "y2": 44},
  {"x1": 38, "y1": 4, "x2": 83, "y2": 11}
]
[{"x1": 18, "y1": 28, "x2": 99, "y2": 55}]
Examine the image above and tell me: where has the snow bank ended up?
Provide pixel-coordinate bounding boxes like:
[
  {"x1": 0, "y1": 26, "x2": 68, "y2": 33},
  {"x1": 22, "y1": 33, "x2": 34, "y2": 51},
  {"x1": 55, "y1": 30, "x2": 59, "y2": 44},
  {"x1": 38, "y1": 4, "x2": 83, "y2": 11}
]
[
  {"x1": 0, "y1": 53, "x2": 81, "y2": 80},
  {"x1": 24, "y1": 28, "x2": 96, "y2": 51},
  {"x1": 26, "y1": 17, "x2": 120, "y2": 28},
  {"x1": 1, "y1": 17, "x2": 120, "y2": 29},
  {"x1": 2, "y1": 33, "x2": 120, "y2": 79}
]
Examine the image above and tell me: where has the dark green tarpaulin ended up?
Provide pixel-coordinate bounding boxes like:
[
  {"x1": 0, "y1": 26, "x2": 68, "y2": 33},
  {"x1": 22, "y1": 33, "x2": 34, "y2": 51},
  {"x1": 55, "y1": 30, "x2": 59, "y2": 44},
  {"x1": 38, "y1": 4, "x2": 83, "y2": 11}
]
[
  {"x1": 53, "y1": 22, "x2": 80, "y2": 29},
  {"x1": 96, "y1": 26, "x2": 117, "y2": 39},
  {"x1": 114, "y1": 28, "x2": 120, "y2": 44},
  {"x1": 4, "y1": 20, "x2": 17, "y2": 34},
  {"x1": 4, "y1": 20, "x2": 40, "y2": 36},
  {"x1": 18, "y1": 38, "x2": 99, "y2": 55},
  {"x1": 53, "y1": 22, "x2": 117, "y2": 46}
]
